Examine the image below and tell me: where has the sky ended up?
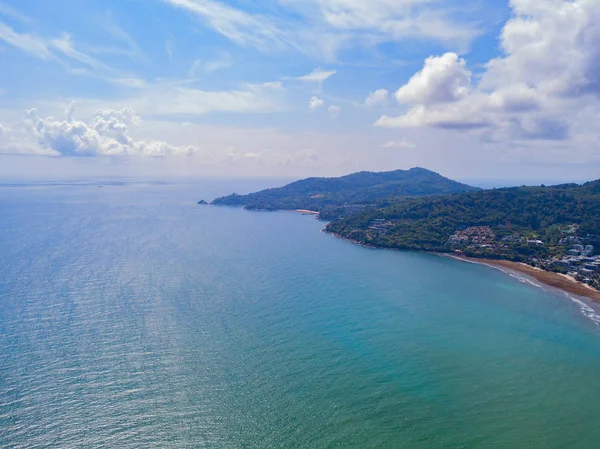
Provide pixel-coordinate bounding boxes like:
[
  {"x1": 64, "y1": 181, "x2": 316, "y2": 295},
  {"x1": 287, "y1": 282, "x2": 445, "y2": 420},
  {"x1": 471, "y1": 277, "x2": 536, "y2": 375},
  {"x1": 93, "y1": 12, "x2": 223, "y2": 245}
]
[{"x1": 0, "y1": 0, "x2": 599, "y2": 184}]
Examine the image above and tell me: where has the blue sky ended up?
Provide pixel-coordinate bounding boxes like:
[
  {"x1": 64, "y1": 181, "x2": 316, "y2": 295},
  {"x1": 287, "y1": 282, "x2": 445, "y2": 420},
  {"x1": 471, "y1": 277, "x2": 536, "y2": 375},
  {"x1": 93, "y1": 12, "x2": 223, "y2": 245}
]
[{"x1": 0, "y1": 0, "x2": 599, "y2": 183}]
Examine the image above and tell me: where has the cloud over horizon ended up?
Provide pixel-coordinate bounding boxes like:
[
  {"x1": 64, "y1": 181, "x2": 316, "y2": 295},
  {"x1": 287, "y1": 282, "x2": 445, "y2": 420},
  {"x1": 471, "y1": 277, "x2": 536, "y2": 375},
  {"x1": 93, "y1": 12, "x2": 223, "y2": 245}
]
[
  {"x1": 376, "y1": 0, "x2": 600, "y2": 143},
  {"x1": 1, "y1": 108, "x2": 198, "y2": 157},
  {"x1": 1, "y1": 0, "x2": 600, "y2": 181}
]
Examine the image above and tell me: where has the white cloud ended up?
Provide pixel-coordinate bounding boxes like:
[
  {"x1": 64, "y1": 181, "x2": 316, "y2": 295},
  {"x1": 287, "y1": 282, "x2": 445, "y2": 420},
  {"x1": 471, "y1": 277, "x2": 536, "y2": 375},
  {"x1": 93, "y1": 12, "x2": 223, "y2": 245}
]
[
  {"x1": 163, "y1": 0, "x2": 292, "y2": 52},
  {"x1": 259, "y1": 81, "x2": 284, "y2": 90},
  {"x1": 282, "y1": 148, "x2": 320, "y2": 165},
  {"x1": 365, "y1": 89, "x2": 389, "y2": 106},
  {"x1": 0, "y1": 108, "x2": 199, "y2": 157},
  {"x1": 0, "y1": 22, "x2": 120, "y2": 77},
  {"x1": 109, "y1": 78, "x2": 148, "y2": 89},
  {"x1": 67, "y1": 81, "x2": 285, "y2": 117},
  {"x1": 309, "y1": 96, "x2": 325, "y2": 110},
  {"x1": 377, "y1": 102, "x2": 490, "y2": 130},
  {"x1": 139, "y1": 86, "x2": 282, "y2": 115},
  {"x1": 291, "y1": 0, "x2": 482, "y2": 50},
  {"x1": 300, "y1": 0, "x2": 479, "y2": 45},
  {"x1": 164, "y1": 0, "x2": 482, "y2": 60},
  {"x1": 295, "y1": 68, "x2": 336, "y2": 83},
  {"x1": 221, "y1": 146, "x2": 319, "y2": 167},
  {"x1": 0, "y1": 2, "x2": 31, "y2": 23},
  {"x1": 377, "y1": 0, "x2": 600, "y2": 142},
  {"x1": 395, "y1": 53, "x2": 471, "y2": 105},
  {"x1": 328, "y1": 105, "x2": 341, "y2": 118},
  {"x1": 382, "y1": 139, "x2": 415, "y2": 149},
  {"x1": 92, "y1": 12, "x2": 144, "y2": 61},
  {"x1": 238, "y1": 81, "x2": 284, "y2": 95},
  {"x1": 0, "y1": 22, "x2": 54, "y2": 59},
  {"x1": 51, "y1": 33, "x2": 112, "y2": 71},
  {"x1": 189, "y1": 52, "x2": 234, "y2": 77},
  {"x1": 0, "y1": 122, "x2": 58, "y2": 156}
]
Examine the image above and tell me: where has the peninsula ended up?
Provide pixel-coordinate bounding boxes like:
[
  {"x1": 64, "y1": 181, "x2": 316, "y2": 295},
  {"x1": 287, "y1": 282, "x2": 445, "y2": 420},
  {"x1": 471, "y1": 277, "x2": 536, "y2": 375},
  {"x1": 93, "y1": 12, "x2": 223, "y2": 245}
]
[
  {"x1": 209, "y1": 168, "x2": 600, "y2": 300},
  {"x1": 211, "y1": 167, "x2": 479, "y2": 219}
]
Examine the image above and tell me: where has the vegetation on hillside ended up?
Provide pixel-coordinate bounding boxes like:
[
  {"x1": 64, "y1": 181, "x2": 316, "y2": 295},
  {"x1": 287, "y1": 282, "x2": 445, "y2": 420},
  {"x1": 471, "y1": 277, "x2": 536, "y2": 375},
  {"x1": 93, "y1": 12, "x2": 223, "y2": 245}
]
[
  {"x1": 326, "y1": 181, "x2": 600, "y2": 261},
  {"x1": 211, "y1": 167, "x2": 479, "y2": 212}
]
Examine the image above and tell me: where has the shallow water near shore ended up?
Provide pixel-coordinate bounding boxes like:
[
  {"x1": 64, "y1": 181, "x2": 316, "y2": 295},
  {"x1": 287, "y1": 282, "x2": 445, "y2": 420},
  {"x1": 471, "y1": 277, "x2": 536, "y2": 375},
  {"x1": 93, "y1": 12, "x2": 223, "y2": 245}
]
[
  {"x1": 2, "y1": 181, "x2": 600, "y2": 448},
  {"x1": 444, "y1": 254, "x2": 600, "y2": 327}
]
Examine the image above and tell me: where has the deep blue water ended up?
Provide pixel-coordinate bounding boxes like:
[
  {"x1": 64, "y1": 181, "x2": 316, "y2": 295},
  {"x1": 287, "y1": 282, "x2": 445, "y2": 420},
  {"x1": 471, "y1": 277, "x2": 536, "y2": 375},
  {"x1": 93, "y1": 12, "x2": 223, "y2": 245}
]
[{"x1": 1, "y1": 181, "x2": 600, "y2": 448}]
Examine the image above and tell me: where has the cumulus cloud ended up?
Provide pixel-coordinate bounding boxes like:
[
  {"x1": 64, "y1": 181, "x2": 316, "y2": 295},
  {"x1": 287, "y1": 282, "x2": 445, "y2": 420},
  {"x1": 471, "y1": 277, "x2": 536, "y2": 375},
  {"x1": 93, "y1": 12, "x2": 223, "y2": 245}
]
[
  {"x1": 0, "y1": 122, "x2": 57, "y2": 155},
  {"x1": 0, "y1": 108, "x2": 198, "y2": 157},
  {"x1": 395, "y1": 53, "x2": 471, "y2": 105},
  {"x1": 365, "y1": 89, "x2": 389, "y2": 106},
  {"x1": 328, "y1": 105, "x2": 341, "y2": 118},
  {"x1": 309, "y1": 96, "x2": 325, "y2": 110},
  {"x1": 376, "y1": 0, "x2": 600, "y2": 142}
]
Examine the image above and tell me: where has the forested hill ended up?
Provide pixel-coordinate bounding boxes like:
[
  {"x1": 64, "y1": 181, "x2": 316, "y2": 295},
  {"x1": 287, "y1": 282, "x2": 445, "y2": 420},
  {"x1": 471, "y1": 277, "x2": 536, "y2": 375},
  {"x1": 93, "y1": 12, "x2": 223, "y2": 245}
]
[
  {"x1": 326, "y1": 180, "x2": 600, "y2": 255},
  {"x1": 211, "y1": 168, "x2": 479, "y2": 211}
]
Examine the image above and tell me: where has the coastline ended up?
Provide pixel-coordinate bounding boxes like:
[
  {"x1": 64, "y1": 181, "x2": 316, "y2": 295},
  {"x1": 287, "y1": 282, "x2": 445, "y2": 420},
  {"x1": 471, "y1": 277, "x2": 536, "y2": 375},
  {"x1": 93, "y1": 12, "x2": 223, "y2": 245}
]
[
  {"x1": 445, "y1": 254, "x2": 600, "y2": 302},
  {"x1": 324, "y1": 230, "x2": 376, "y2": 249},
  {"x1": 323, "y1": 228, "x2": 600, "y2": 302}
]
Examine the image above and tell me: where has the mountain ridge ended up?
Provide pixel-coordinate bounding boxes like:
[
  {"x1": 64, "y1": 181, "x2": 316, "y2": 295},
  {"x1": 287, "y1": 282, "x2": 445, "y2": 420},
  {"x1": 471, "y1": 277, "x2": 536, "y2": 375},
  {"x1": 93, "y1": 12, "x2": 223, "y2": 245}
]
[{"x1": 211, "y1": 167, "x2": 480, "y2": 212}]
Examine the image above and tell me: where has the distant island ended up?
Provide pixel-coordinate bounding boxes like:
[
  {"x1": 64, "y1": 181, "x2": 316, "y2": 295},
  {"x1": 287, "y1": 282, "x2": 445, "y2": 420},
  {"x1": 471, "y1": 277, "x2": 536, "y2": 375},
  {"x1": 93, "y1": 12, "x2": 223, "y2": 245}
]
[
  {"x1": 209, "y1": 168, "x2": 600, "y2": 300},
  {"x1": 211, "y1": 167, "x2": 479, "y2": 219}
]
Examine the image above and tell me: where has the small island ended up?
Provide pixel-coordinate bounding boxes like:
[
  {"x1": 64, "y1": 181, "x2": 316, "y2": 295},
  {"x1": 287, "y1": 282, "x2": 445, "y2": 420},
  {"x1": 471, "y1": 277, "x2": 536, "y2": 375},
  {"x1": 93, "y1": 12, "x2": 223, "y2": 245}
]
[{"x1": 197, "y1": 200, "x2": 208, "y2": 205}]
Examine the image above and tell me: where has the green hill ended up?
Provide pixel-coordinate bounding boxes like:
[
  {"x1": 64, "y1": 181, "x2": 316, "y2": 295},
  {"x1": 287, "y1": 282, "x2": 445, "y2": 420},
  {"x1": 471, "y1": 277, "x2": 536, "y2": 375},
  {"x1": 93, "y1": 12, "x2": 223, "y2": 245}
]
[
  {"x1": 326, "y1": 180, "x2": 600, "y2": 259},
  {"x1": 211, "y1": 167, "x2": 479, "y2": 212}
]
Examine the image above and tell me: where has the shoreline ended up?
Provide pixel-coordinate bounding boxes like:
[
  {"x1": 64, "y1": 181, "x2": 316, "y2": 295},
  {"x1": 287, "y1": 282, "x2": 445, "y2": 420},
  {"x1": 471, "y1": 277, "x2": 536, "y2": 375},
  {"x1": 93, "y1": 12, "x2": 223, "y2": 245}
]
[
  {"x1": 324, "y1": 230, "x2": 377, "y2": 249},
  {"x1": 323, "y1": 230, "x2": 600, "y2": 302},
  {"x1": 444, "y1": 254, "x2": 600, "y2": 302}
]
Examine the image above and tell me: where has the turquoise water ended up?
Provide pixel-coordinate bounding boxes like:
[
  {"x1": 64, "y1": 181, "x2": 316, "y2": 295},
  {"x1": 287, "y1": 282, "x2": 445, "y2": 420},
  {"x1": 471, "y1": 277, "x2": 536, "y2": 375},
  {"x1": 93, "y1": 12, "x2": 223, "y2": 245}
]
[{"x1": 2, "y1": 182, "x2": 600, "y2": 448}]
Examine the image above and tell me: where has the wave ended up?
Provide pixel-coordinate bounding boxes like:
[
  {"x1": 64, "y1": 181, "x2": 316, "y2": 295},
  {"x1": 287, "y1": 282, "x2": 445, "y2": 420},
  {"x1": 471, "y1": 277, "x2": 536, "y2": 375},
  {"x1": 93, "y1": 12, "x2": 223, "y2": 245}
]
[
  {"x1": 447, "y1": 255, "x2": 547, "y2": 291},
  {"x1": 497, "y1": 268, "x2": 547, "y2": 291},
  {"x1": 565, "y1": 294, "x2": 600, "y2": 327},
  {"x1": 456, "y1": 256, "x2": 600, "y2": 326}
]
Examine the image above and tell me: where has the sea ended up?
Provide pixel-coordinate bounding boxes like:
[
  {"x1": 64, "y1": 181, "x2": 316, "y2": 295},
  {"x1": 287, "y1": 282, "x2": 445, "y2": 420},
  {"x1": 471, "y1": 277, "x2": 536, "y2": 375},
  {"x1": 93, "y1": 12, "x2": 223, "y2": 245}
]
[{"x1": 2, "y1": 180, "x2": 600, "y2": 449}]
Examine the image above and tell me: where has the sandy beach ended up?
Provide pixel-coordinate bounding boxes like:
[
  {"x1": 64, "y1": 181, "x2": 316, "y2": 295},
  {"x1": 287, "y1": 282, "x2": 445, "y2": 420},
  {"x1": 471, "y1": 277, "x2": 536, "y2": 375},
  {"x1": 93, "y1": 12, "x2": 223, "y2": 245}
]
[{"x1": 447, "y1": 254, "x2": 600, "y2": 302}]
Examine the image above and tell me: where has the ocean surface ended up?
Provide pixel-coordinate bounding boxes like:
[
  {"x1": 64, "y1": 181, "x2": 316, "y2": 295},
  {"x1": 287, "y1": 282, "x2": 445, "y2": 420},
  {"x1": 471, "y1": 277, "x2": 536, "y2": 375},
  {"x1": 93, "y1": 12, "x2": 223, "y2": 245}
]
[{"x1": 2, "y1": 180, "x2": 600, "y2": 448}]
